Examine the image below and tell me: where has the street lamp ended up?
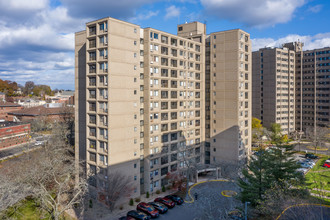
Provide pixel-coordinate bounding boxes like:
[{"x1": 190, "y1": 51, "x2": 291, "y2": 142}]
[{"x1": 245, "y1": 201, "x2": 250, "y2": 220}]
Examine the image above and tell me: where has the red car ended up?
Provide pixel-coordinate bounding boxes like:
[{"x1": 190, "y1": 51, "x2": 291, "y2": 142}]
[
  {"x1": 323, "y1": 160, "x2": 330, "y2": 168},
  {"x1": 137, "y1": 202, "x2": 159, "y2": 218},
  {"x1": 154, "y1": 197, "x2": 175, "y2": 208}
]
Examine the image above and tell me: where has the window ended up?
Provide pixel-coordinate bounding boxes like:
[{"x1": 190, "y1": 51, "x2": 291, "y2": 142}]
[
  {"x1": 178, "y1": 26, "x2": 183, "y2": 31},
  {"x1": 134, "y1": 41, "x2": 137, "y2": 45}
]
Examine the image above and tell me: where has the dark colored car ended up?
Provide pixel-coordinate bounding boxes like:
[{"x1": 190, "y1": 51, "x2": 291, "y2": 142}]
[
  {"x1": 154, "y1": 197, "x2": 175, "y2": 208},
  {"x1": 305, "y1": 153, "x2": 318, "y2": 159},
  {"x1": 119, "y1": 217, "x2": 134, "y2": 220},
  {"x1": 164, "y1": 195, "x2": 184, "y2": 205},
  {"x1": 137, "y1": 202, "x2": 159, "y2": 218},
  {"x1": 127, "y1": 210, "x2": 151, "y2": 220},
  {"x1": 148, "y1": 202, "x2": 168, "y2": 214}
]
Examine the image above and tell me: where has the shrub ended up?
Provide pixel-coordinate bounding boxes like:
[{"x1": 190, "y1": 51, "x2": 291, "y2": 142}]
[
  {"x1": 129, "y1": 198, "x2": 134, "y2": 206},
  {"x1": 162, "y1": 186, "x2": 166, "y2": 192},
  {"x1": 146, "y1": 192, "x2": 150, "y2": 198},
  {"x1": 156, "y1": 190, "x2": 161, "y2": 194},
  {"x1": 135, "y1": 197, "x2": 141, "y2": 202}
]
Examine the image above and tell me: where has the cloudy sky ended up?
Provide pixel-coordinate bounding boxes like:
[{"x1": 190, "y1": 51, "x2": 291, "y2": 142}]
[{"x1": 0, "y1": 0, "x2": 329, "y2": 90}]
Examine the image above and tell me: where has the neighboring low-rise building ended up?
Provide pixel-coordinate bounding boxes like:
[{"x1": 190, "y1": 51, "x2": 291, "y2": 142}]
[
  {"x1": 0, "y1": 101, "x2": 24, "y2": 121},
  {"x1": 16, "y1": 99, "x2": 47, "y2": 108},
  {"x1": 0, "y1": 92, "x2": 5, "y2": 101},
  {"x1": 8, "y1": 103, "x2": 66, "y2": 122},
  {"x1": 0, "y1": 122, "x2": 31, "y2": 149}
]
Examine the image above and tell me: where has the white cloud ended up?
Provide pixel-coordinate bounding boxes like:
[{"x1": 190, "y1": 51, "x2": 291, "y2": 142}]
[
  {"x1": 200, "y1": 0, "x2": 306, "y2": 28},
  {"x1": 0, "y1": 0, "x2": 48, "y2": 11},
  {"x1": 165, "y1": 5, "x2": 181, "y2": 19},
  {"x1": 252, "y1": 33, "x2": 330, "y2": 51},
  {"x1": 129, "y1": 10, "x2": 160, "y2": 22},
  {"x1": 307, "y1": 4, "x2": 322, "y2": 13}
]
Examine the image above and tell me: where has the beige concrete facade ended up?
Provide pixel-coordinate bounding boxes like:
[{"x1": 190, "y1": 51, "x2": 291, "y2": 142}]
[
  {"x1": 283, "y1": 43, "x2": 330, "y2": 131},
  {"x1": 75, "y1": 18, "x2": 252, "y2": 199},
  {"x1": 207, "y1": 30, "x2": 252, "y2": 164},
  {"x1": 252, "y1": 47, "x2": 296, "y2": 134}
]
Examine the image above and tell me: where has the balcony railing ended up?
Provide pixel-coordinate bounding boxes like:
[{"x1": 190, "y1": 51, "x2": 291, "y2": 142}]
[
  {"x1": 89, "y1": 107, "x2": 96, "y2": 111},
  {"x1": 89, "y1": 94, "x2": 96, "y2": 99}
]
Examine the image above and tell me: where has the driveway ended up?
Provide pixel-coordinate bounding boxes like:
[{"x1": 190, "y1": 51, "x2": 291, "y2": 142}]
[{"x1": 124, "y1": 180, "x2": 241, "y2": 220}]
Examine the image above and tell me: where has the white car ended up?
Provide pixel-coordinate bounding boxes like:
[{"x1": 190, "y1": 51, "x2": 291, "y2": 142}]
[{"x1": 35, "y1": 141, "x2": 44, "y2": 146}]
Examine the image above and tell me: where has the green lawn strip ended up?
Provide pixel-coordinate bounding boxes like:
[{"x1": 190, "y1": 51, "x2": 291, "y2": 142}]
[
  {"x1": 5, "y1": 198, "x2": 49, "y2": 220},
  {"x1": 310, "y1": 190, "x2": 330, "y2": 197},
  {"x1": 305, "y1": 156, "x2": 330, "y2": 194}
]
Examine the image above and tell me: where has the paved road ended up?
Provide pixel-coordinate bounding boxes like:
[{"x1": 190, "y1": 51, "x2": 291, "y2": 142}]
[
  {"x1": 0, "y1": 135, "x2": 47, "y2": 160},
  {"x1": 293, "y1": 143, "x2": 329, "y2": 155},
  {"x1": 278, "y1": 205, "x2": 330, "y2": 220}
]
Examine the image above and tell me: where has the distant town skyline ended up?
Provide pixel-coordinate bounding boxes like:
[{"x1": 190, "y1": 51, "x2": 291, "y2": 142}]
[{"x1": 0, "y1": 0, "x2": 329, "y2": 90}]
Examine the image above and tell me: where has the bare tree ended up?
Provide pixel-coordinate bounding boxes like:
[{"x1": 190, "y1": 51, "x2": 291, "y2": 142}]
[
  {"x1": 305, "y1": 126, "x2": 328, "y2": 154},
  {"x1": 96, "y1": 171, "x2": 134, "y2": 211},
  {"x1": 0, "y1": 122, "x2": 87, "y2": 220},
  {"x1": 177, "y1": 143, "x2": 198, "y2": 189}
]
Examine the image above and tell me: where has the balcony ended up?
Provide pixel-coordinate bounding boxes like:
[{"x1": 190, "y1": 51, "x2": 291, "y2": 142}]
[
  {"x1": 196, "y1": 74, "x2": 200, "y2": 80},
  {"x1": 89, "y1": 54, "x2": 96, "y2": 61},
  {"x1": 161, "y1": 47, "x2": 168, "y2": 55},
  {"x1": 89, "y1": 131, "x2": 96, "y2": 137},
  {"x1": 161, "y1": 69, "x2": 168, "y2": 77},
  {"x1": 196, "y1": 83, "x2": 200, "y2": 89},
  {"x1": 195, "y1": 120, "x2": 200, "y2": 126},
  {"x1": 196, "y1": 92, "x2": 200, "y2": 98},
  {"x1": 89, "y1": 119, "x2": 96, "y2": 124},
  {"x1": 171, "y1": 91, "x2": 177, "y2": 98},
  {"x1": 171, "y1": 112, "x2": 177, "y2": 120},
  {"x1": 100, "y1": 108, "x2": 108, "y2": 113},
  {"x1": 161, "y1": 81, "x2": 168, "y2": 88},
  {"x1": 171, "y1": 60, "x2": 177, "y2": 67},
  {"x1": 195, "y1": 102, "x2": 200, "y2": 108},
  {"x1": 195, "y1": 64, "x2": 200, "y2": 71},
  {"x1": 161, "y1": 59, "x2": 168, "y2": 66},
  {"x1": 195, "y1": 129, "x2": 200, "y2": 136},
  {"x1": 161, "y1": 113, "x2": 168, "y2": 121},
  {"x1": 161, "y1": 124, "x2": 168, "y2": 132},
  {"x1": 171, "y1": 70, "x2": 177, "y2": 78},
  {"x1": 89, "y1": 81, "x2": 96, "y2": 86},
  {"x1": 89, "y1": 26, "x2": 96, "y2": 36},
  {"x1": 161, "y1": 36, "x2": 168, "y2": 44},
  {"x1": 171, "y1": 123, "x2": 177, "y2": 130},
  {"x1": 89, "y1": 68, "x2": 96, "y2": 74},
  {"x1": 89, "y1": 106, "x2": 96, "y2": 112},
  {"x1": 171, "y1": 49, "x2": 177, "y2": 57},
  {"x1": 161, "y1": 103, "x2": 168, "y2": 110},
  {"x1": 171, "y1": 81, "x2": 177, "y2": 88},
  {"x1": 171, "y1": 102, "x2": 177, "y2": 109},
  {"x1": 161, "y1": 92, "x2": 168, "y2": 99},
  {"x1": 245, "y1": 45, "x2": 249, "y2": 52},
  {"x1": 89, "y1": 93, "x2": 96, "y2": 99},
  {"x1": 89, "y1": 40, "x2": 96, "y2": 48},
  {"x1": 171, "y1": 39, "x2": 177, "y2": 46}
]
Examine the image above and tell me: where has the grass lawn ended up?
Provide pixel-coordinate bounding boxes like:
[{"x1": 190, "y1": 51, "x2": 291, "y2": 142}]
[
  {"x1": 5, "y1": 198, "x2": 49, "y2": 220},
  {"x1": 305, "y1": 156, "x2": 330, "y2": 202}
]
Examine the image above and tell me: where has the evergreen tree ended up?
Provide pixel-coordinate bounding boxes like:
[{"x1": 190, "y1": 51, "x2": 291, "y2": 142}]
[
  {"x1": 238, "y1": 150, "x2": 270, "y2": 206},
  {"x1": 239, "y1": 124, "x2": 304, "y2": 206}
]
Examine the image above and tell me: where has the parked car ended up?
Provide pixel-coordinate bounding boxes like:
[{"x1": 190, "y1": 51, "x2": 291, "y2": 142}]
[
  {"x1": 303, "y1": 159, "x2": 315, "y2": 166},
  {"x1": 323, "y1": 160, "x2": 330, "y2": 168},
  {"x1": 137, "y1": 202, "x2": 159, "y2": 218},
  {"x1": 148, "y1": 202, "x2": 168, "y2": 214},
  {"x1": 305, "y1": 153, "x2": 318, "y2": 159},
  {"x1": 119, "y1": 216, "x2": 134, "y2": 220},
  {"x1": 127, "y1": 210, "x2": 151, "y2": 220},
  {"x1": 164, "y1": 195, "x2": 184, "y2": 205},
  {"x1": 154, "y1": 197, "x2": 175, "y2": 208},
  {"x1": 297, "y1": 162, "x2": 311, "y2": 169}
]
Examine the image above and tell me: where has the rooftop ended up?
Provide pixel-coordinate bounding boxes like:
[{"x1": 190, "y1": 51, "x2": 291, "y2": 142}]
[
  {"x1": 0, "y1": 121, "x2": 29, "y2": 128},
  {"x1": 0, "y1": 101, "x2": 22, "y2": 107},
  {"x1": 8, "y1": 105, "x2": 65, "y2": 116}
]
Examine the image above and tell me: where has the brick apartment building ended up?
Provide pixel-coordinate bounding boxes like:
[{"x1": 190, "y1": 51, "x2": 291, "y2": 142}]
[{"x1": 0, "y1": 122, "x2": 31, "y2": 149}]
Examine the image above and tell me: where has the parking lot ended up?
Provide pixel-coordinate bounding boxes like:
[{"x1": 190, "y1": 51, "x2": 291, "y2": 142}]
[{"x1": 121, "y1": 180, "x2": 241, "y2": 220}]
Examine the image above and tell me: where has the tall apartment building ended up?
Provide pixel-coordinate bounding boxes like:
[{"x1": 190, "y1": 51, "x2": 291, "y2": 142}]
[
  {"x1": 176, "y1": 24, "x2": 252, "y2": 165},
  {"x1": 252, "y1": 47, "x2": 296, "y2": 134},
  {"x1": 75, "y1": 17, "x2": 251, "y2": 199},
  {"x1": 207, "y1": 30, "x2": 252, "y2": 164},
  {"x1": 283, "y1": 42, "x2": 330, "y2": 131}
]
